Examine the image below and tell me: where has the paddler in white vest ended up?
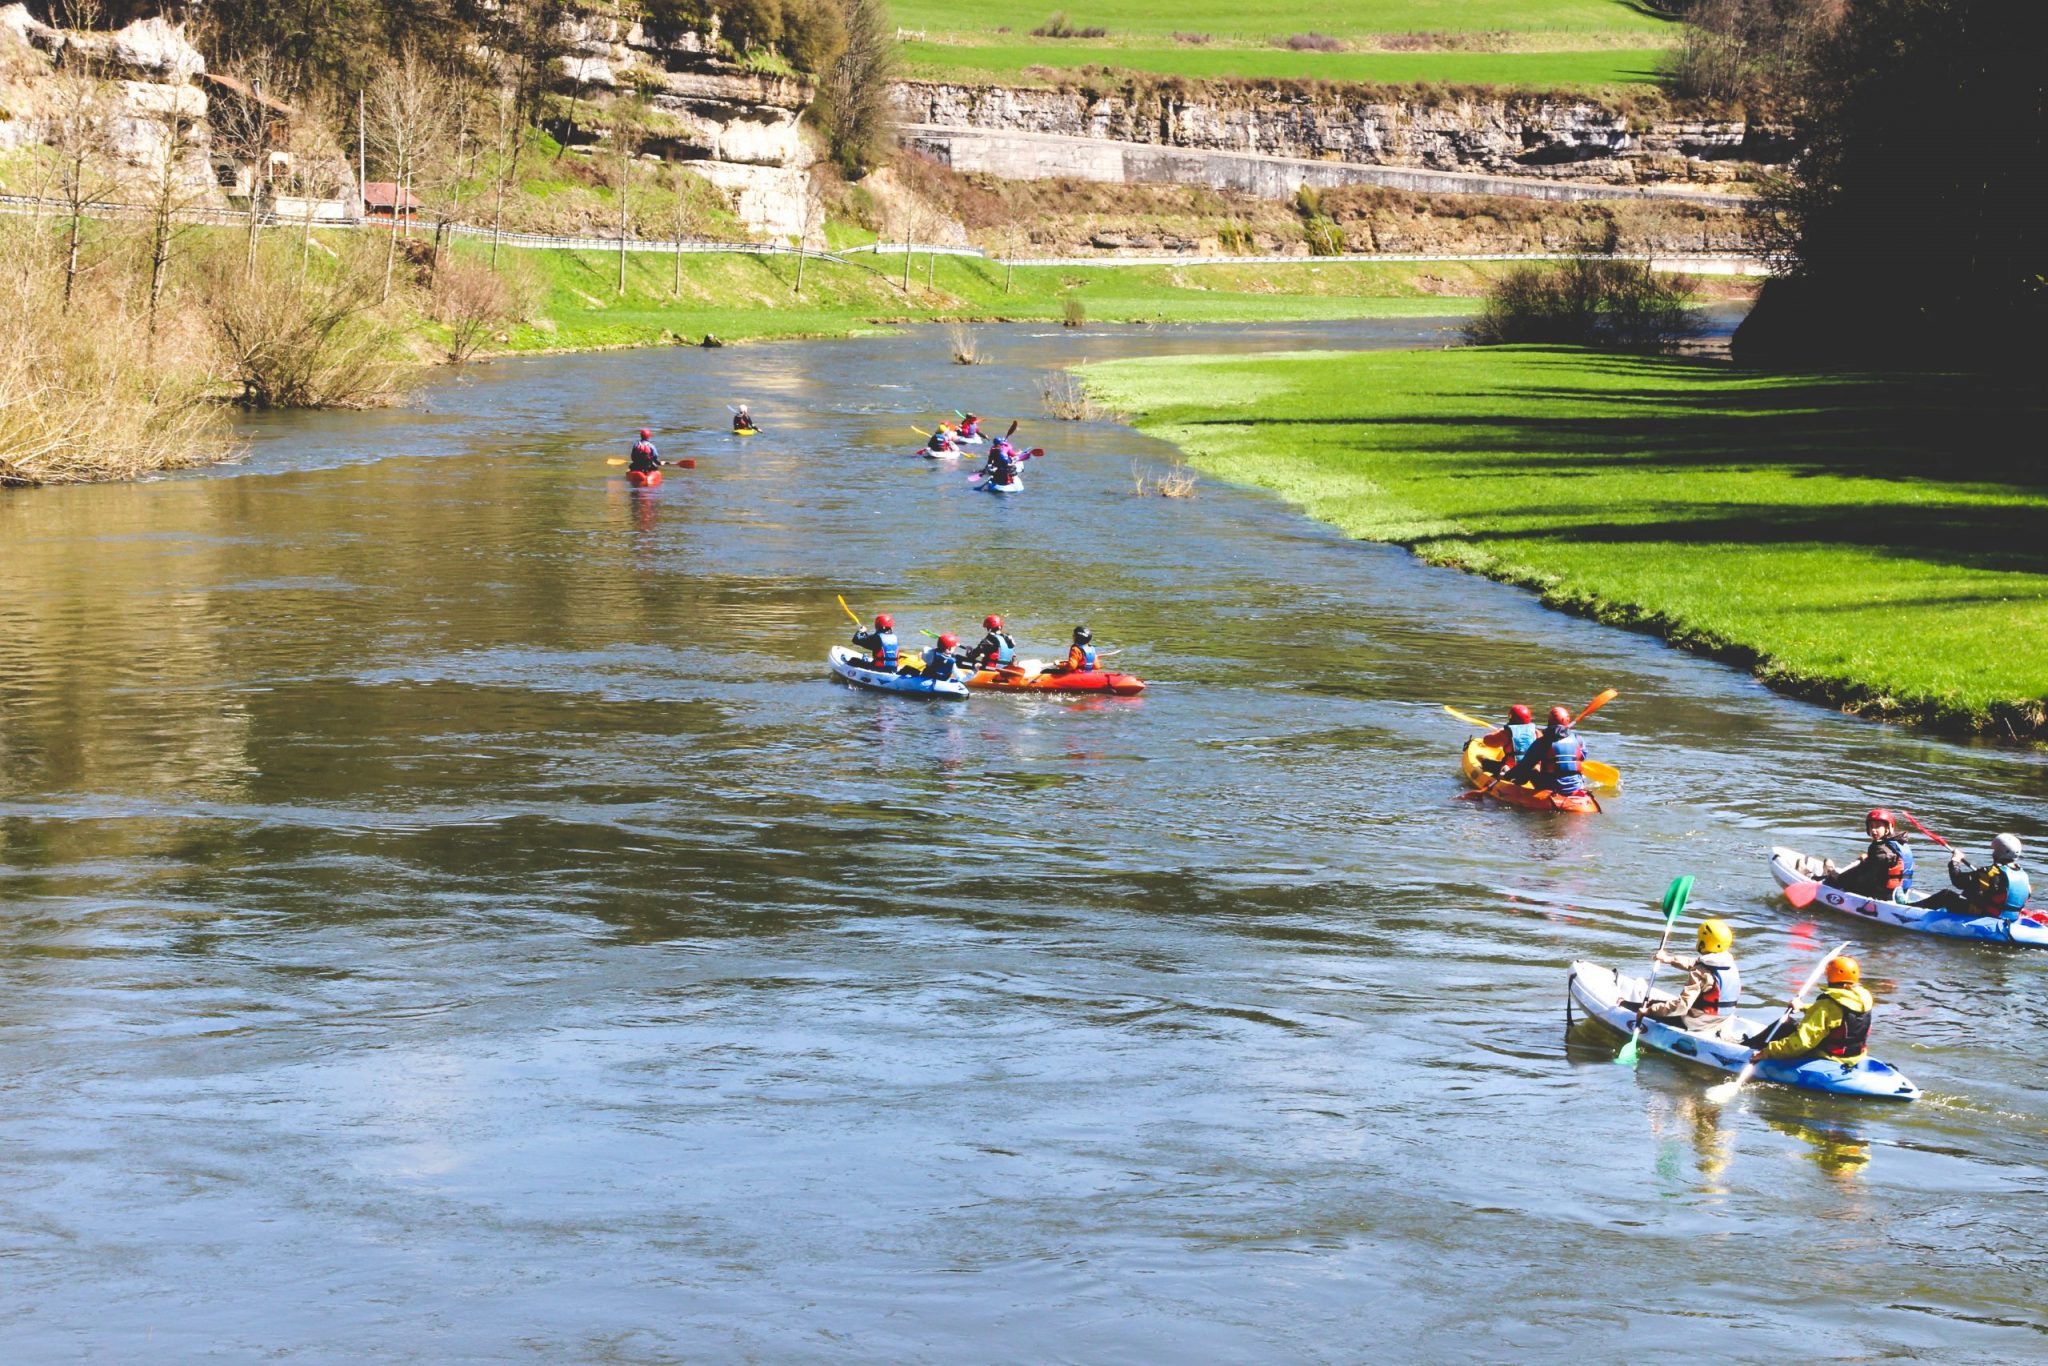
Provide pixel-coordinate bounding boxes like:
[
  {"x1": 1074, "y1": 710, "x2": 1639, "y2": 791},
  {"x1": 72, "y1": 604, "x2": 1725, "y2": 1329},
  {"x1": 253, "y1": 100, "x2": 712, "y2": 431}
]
[{"x1": 1626, "y1": 918, "x2": 1741, "y2": 1032}]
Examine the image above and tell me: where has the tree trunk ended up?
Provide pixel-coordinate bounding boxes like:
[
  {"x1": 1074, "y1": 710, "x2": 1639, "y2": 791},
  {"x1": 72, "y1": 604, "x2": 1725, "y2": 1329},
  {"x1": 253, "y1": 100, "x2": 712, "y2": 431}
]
[
  {"x1": 794, "y1": 241, "x2": 807, "y2": 298},
  {"x1": 62, "y1": 209, "x2": 82, "y2": 311}
]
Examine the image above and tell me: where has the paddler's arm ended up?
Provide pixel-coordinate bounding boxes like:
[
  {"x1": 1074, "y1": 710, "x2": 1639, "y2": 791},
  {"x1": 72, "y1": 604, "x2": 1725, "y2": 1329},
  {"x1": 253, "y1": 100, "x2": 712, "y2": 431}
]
[
  {"x1": 1640, "y1": 961, "x2": 1707, "y2": 1018},
  {"x1": 1503, "y1": 735, "x2": 1552, "y2": 785},
  {"x1": 1757, "y1": 996, "x2": 1839, "y2": 1061}
]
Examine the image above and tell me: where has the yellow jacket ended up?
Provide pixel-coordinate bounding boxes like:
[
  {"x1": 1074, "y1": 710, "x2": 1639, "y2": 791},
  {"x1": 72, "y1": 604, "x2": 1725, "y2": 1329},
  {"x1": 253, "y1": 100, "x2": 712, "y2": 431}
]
[{"x1": 1763, "y1": 983, "x2": 1875, "y2": 1062}]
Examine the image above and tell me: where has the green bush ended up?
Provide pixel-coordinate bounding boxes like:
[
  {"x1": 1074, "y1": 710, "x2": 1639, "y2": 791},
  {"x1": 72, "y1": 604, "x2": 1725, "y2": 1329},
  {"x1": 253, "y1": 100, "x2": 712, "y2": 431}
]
[{"x1": 1463, "y1": 258, "x2": 1702, "y2": 352}]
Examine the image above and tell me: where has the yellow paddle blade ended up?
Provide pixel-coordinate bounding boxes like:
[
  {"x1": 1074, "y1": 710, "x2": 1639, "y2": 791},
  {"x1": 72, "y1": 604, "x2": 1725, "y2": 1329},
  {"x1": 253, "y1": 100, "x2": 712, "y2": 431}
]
[
  {"x1": 1444, "y1": 705, "x2": 1491, "y2": 728},
  {"x1": 606, "y1": 457, "x2": 628, "y2": 465},
  {"x1": 1584, "y1": 759, "x2": 1622, "y2": 789},
  {"x1": 835, "y1": 594, "x2": 863, "y2": 627}
]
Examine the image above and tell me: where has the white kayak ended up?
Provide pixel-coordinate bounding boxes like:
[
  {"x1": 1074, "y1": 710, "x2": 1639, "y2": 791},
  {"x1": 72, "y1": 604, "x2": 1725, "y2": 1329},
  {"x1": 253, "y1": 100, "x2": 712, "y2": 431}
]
[
  {"x1": 920, "y1": 447, "x2": 965, "y2": 460},
  {"x1": 1769, "y1": 846, "x2": 2048, "y2": 947},
  {"x1": 981, "y1": 474, "x2": 1022, "y2": 494},
  {"x1": 1568, "y1": 961, "x2": 1920, "y2": 1102},
  {"x1": 828, "y1": 646, "x2": 968, "y2": 698}
]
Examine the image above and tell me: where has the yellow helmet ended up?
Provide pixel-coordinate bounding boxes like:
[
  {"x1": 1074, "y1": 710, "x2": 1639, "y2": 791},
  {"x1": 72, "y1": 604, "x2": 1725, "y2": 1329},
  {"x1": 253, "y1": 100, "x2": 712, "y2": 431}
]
[{"x1": 1696, "y1": 918, "x2": 1734, "y2": 953}]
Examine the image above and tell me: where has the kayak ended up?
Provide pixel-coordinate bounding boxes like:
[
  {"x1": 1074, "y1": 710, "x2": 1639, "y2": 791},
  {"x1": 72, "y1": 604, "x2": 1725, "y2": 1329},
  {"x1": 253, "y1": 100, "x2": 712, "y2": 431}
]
[
  {"x1": 1769, "y1": 846, "x2": 2048, "y2": 948},
  {"x1": 920, "y1": 447, "x2": 964, "y2": 460},
  {"x1": 1568, "y1": 960, "x2": 1920, "y2": 1102},
  {"x1": 966, "y1": 664, "x2": 1145, "y2": 695},
  {"x1": 627, "y1": 468, "x2": 662, "y2": 488},
  {"x1": 1459, "y1": 737, "x2": 1599, "y2": 814},
  {"x1": 827, "y1": 646, "x2": 968, "y2": 699},
  {"x1": 982, "y1": 475, "x2": 1022, "y2": 494},
  {"x1": 733, "y1": 426, "x2": 759, "y2": 437}
]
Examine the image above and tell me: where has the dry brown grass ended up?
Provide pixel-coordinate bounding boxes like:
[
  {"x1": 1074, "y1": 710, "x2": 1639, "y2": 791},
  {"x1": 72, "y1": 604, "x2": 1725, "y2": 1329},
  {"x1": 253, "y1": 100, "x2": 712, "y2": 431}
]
[
  {"x1": 202, "y1": 239, "x2": 404, "y2": 409},
  {"x1": 1039, "y1": 370, "x2": 1097, "y2": 420},
  {"x1": 945, "y1": 321, "x2": 982, "y2": 365},
  {"x1": 1131, "y1": 458, "x2": 1198, "y2": 497},
  {"x1": 0, "y1": 221, "x2": 233, "y2": 487},
  {"x1": 432, "y1": 256, "x2": 518, "y2": 363}
]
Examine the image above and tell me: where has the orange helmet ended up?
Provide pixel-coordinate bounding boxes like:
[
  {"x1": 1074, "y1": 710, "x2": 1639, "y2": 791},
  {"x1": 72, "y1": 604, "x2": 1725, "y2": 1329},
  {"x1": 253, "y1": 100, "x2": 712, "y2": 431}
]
[
  {"x1": 1549, "y1": 705, "x2": 1573, "y2": 727},
  {"x1": 1825, "y1": 955, "x2": 1860, "y2": 985}
]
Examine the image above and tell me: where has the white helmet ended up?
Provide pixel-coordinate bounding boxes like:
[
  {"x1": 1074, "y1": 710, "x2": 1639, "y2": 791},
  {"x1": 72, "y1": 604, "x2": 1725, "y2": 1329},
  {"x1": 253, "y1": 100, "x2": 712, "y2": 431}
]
[{"x1": 1992, "y1": 833, "x2": 2024, "y2": 864}]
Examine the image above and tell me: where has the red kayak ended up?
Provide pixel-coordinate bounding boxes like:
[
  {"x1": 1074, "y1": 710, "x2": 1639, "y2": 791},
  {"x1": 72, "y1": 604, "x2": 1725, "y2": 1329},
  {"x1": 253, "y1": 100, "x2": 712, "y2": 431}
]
[
  {"x1": 628, "y1": 468, "x2": 663, "y2": 488},
  {"x1": 965, "y1": 665, "x2": 1145, "y2": 696}
]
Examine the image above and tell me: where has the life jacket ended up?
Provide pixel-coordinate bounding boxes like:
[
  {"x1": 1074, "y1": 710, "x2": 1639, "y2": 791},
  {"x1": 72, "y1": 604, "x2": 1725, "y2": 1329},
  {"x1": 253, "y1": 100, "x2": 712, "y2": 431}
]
[
  {"x1": 1817, "y1": 983, "x2": 1874, "y2": 1059},
  {"x1": 927, "y1": 431, "x2": 952, "y2": 451},
  {"x1": 923, "y1": 647, "x2": 955, "y2": 680},
  {"x1": 984, "y1": 631, "x2": 1016, "y2": 666},
  {"x1": 860, "y1": 629, "x2": 897, "y2": 669},
  {"x1": 1074, "y1": 643, "x2": 1098, "y2": 670},
  {"x1": 1542, "y1": 731, "x2": 1587, "y2": 795},
  {"x1": 1694, "y1": 951, "x2": 1740, "y2": 1016},
  {"x1": 1505, "y1": 722, "x2": 1540, "y2": 761},
  {"x1": 2000, "y1": 864, "x2": 2031, "y2": 913},
  {"x1": 1871, "y1": 836, "x2": 1914, "y2": 895},
  {"x1": 959, "y1": 420, "x2": 980, "y2": 437},
  {"x1": 630, "y1": 440, "x2": 659, "y2": 471}
]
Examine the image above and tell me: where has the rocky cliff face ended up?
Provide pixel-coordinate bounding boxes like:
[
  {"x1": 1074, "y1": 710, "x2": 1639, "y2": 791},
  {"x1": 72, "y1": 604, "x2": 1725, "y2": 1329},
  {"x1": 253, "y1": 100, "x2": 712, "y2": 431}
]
[
  {"x1": 894, "y1": 80, "x2": 1793, "y2": 187},
  {"x1": 0, "y1": 7, "x2": 211, "y2": 187}
]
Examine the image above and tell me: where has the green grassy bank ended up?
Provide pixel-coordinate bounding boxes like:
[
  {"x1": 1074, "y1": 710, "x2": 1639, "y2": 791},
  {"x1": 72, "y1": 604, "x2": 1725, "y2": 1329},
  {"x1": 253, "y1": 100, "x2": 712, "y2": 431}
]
[
  {"x1": 1080, "y1": 345, "x2": 2048, "y2": 737},
  {"x1": 899, "y1": 45, "x2": 1670, "y2": 90},
  {"x1": 484, "y1": 244, "x2": 1488, "y2": 353}
]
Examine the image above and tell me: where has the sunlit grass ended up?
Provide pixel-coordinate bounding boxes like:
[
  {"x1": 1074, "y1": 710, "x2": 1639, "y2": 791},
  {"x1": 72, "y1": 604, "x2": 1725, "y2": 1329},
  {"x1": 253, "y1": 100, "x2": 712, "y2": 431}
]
[{"x1": 1081, "y1": 345, "x2": 2048, "y2": 731}]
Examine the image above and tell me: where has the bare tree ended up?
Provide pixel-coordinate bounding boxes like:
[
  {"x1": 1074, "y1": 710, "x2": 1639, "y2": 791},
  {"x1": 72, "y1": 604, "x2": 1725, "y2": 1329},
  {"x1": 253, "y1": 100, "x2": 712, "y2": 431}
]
[
  {"x1": 366, "y1": 45, "x2": 449, "y2": 302},
  {"x1": 664, "y1": 164, "x2": 702, "y2": 297},
  {"x1": 45, "y1": 23, "x2": 119, "y2": 312},
  {"x1": 793, "y1": 175, "x2": 826, "y2": 297},
  {"x1": 139, "y1": 101, "x2": 205, "y2": 349},
  {"x1": 609, "y1": 97, "x2": 648, "y2": 295}
]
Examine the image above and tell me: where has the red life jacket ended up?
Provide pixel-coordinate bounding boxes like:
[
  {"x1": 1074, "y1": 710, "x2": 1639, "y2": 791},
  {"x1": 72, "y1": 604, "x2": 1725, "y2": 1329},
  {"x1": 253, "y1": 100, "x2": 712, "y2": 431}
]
[{"x1": 1818, "y1": 986, "x2": 1873, "y2": 1058}]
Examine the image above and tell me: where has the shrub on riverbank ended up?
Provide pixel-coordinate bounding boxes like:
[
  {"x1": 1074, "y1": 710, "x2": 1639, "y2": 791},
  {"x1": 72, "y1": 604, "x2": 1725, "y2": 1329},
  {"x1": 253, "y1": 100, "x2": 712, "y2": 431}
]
[
  {"x1": 1463, "y1": 258, "x2": 1703, "y2": 351},
  {"x1": 1081, "y1": 344, "x2": 2048, "y2": 737}
]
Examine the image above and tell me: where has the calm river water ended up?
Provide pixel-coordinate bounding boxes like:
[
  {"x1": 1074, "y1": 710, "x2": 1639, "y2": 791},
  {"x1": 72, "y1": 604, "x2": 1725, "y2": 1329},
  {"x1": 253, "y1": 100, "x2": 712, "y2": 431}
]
[{"x1": 2, "y1": 320, "x2": 2046, "y2": 1360}]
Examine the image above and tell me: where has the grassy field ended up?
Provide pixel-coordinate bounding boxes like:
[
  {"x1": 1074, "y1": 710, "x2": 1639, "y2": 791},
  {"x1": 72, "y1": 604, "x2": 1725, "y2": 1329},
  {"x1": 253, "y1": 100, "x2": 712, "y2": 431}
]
[
  {"x1": 484, "y1": 243, "x2": 1488, "y2": 352},
  {"x1": 891, "y1": 0, "x2": 1674, "y2": 86},
  {"x1": 1080, "y1": 345, "x2": 2048, "y2": 736},
  {"x1": 899, "y1": 44, "x2": 1671, "y2": 88}
]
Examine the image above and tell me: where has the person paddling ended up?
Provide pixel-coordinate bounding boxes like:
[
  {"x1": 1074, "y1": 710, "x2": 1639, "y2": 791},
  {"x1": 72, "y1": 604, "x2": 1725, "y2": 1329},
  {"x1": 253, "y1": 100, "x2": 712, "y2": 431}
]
[
  {"x1": 958, "y1": 413, "x2": 983, "y2": 440},
  {"x1": 915, "y1": 633, "x2": 964, "y2": 681},
  {"x1": 1746, "y1": 955, "x2": 1875, "y2": 1065},
  {"x1": 961, "y1": 614, "x2": 1018, "y2": 670},
  {"x1": 628, "y1": 428, "x2": 661, "y2": 474},
  {"x1": 1820, "y1": 808, "x2": 1915, "y2": 900},
  {"x1": 1916, "y1": 833, "x2": 2031, "y2": 922},
  {"x1": 1626, "y1": 918, "x2": 1741, "y2": 1032},
  {"x1": 1049, "y1": 625, "x2": 1097, "y2": 674},
  {"x1": 925, "y1": 426, "x2": 957, "y2": 455},
  {"x1": 732, "y1": 404, "x2": 756, "y2": 433},
  {"x1": 981, "y1": 438, "x2": 1021, "y2": 489},
  {"x1": 1502, "y1": 705, "x2": 1591, "y2": 800},
  {"x1": 1478, "y1": 704, "x2": 1540, "y2": 775},
  {"x1": 852, "y1": 613, "x2": 899, "y2": 671}
]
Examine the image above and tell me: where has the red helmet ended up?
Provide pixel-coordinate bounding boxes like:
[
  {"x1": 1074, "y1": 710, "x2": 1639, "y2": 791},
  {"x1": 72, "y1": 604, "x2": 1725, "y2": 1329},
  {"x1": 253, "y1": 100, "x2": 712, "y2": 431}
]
[
  {"x1": 1549, "y1": 705, "x2": 1573, "y2": 727},
  {"x1": 874, "y1": 613, "x2": 893, "y2": 630},
  {"x1": 984, "y1": 614, "x2": 1003, "y2": 630},
  {"x1": 938, "y1": 633, "x2": 959, "y2": 650},
  {"x1": 639, "y1": 429, "x2": 651, "y2": 439},
  {"x1": 1867, "y1": 807, "x2": 1895, "y2": 829},
  {"x1": 1509, "y1": 704, "x2": 1533, "y2": 724}
]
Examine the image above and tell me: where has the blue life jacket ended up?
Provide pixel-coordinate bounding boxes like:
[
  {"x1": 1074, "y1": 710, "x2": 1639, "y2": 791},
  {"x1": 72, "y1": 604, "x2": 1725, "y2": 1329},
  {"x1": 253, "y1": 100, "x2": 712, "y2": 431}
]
[
  {"x1": 1545, "y1": 731, "x2": 1587, "y2": 795},
  {"x1": 1881, "y1": 836, "x2": 1915, "y2": 896},
  {"x1": 1077, "y1": 643, "x2": 1098, "y2": 669},
  {"x1": 858, "y1": 629, "x2": 897, "y2": 669},
  {"x1": 1505, "y1": 722, "x2": 1540, "y2": 761},
  {"x1": 2001, "y1": 864, "x2": 2031, "y2": 916},
  {"x1": 1696, "y1": 953, "x2": 1740, "y2": 1015},
  {"x1": 988, "y1": 631, "x2": 1016, "y2": 666},
  {"x1": 922, "y1": 647, "x2": 956, "y2": 680}
]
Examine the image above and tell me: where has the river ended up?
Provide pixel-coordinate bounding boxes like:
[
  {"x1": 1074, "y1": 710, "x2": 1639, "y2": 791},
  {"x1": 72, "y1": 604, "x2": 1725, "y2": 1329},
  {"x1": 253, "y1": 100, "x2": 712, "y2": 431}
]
[{"x1": 2, "y1": 320, "x2": 2045, "y2": 1359}]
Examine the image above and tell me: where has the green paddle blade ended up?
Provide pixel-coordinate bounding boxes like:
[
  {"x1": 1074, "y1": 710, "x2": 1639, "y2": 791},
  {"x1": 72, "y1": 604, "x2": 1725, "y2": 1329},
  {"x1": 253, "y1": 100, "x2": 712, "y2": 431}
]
[
  {"x1": 1615, "y1": 1028, "x2": 1641, "y2": 1066},
  {"x1": 1661, "y1": 875, "x2": 1695, "y2": 924}
]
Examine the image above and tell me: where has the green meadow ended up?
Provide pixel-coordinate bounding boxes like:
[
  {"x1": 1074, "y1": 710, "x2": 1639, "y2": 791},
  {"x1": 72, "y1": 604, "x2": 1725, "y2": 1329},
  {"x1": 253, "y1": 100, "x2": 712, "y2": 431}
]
[
  {"x1": 899, "y1": 44, "x2": 1670, "y2": 89},
  {"x1": 1081, "y1": 345, "x2": 2048, "y2": 735}
]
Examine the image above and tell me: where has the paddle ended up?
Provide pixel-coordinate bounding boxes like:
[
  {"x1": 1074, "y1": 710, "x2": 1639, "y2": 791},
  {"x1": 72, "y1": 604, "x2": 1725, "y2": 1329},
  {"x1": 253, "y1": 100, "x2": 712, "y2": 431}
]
[
  {"x1": 1900, "y1": 810, "x2": 1957, "y2": 855},
  {"x1": 1704, "y1": 941, "x2": 1850, "y2": 1104},
  {"x1": 1444, "y1": 705, "x2": 1492, "y2": 728},
  {"x1": 968, "y1": 448, "x2": 1044, "y2": 485},
  {"x1": 1456, "y1": 688, "x2": 1618, "y2": 802},
  {"x1": 1445, "y1": 703, "x2": 1620, "y2": 787},
  {"x1": 607, "y1": 456, "x2": 695, "y2": 469},
  {"x1": 835, "y1": 594, "x2": 863, "y2": 628},
  {"x1": 1617, "y1": 875, "x2": 1694, "y2": 1065}
]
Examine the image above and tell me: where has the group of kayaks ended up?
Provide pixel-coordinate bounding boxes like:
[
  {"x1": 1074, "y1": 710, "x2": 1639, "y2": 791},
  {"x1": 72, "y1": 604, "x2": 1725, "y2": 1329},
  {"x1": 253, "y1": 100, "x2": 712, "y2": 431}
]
[{"x1": 828, "y1": 646, "x2": 1145, "y2": 699}]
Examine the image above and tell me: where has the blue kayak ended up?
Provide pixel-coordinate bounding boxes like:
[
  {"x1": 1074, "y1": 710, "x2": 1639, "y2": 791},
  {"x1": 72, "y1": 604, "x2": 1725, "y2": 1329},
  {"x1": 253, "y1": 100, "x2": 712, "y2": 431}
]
[
  {"x1": 1568, "y1": 960, "x2": 1920, "y2": 1102},
  {"x1": 828, "y1": 646, "x2": 968, "y2": 699},
  {"x1": 1771, "y1": 847, "x2": 2048, "y2": 948}
]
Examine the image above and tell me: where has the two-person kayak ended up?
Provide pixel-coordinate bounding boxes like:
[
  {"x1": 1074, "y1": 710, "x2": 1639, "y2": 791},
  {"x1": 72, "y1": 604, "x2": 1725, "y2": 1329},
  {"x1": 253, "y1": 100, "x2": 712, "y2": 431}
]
[
  {"x1": 1769, "y1": 847, "x2": 2048, "y2": 948},
  {"x1": 827, "y1": 646, "x2": 968, "y2": 699},
  {"x1": 964, "y1": 662, "x2": 1145, "y2": 695},
  {"x1": 1567, "y1": 960, "x2": 1920, "y2": 1102},
  {"x1": 1460, "y1": 737, "x2": 1601, "y2": 814}
]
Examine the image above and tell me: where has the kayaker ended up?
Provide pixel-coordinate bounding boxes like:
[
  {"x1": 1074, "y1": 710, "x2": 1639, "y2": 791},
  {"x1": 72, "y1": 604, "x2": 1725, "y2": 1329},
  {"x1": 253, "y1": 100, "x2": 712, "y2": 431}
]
[
  {"x1": 732, "y1": 404, "x2": 755, "y2": 433},
  {"x1": 1746, "y1": 955, "x2": 1875, "y2": 1065},
  {"x1": 628, "y1": 428, "x2": 661, "y2": 474},
  {"x1": 961, "y1": 614, "x2": 1018, "y2": 670},
  {"x1": 958, "y1": 413, "x2": 982, "y2": 440},
  {"x1": 1049, "y1": 625, "x2": 1097, "y2": 674},
  {"x1": 915, "y1": 633, "x2": 964, "y2": 681},
  {"x1": 982, "y1": 439, "x2": 1021, "y2": 488},
  {"x1": 1503, "y1": 706, "x2": 1590, "y2": 799},
  {"x1": 1915, "y1": 834, "x2": 2031, "y2": 921},
  {"x1": 925, "y1": 426, "x2": 956, "y2": 455},
  {"x1": 852, "y1": 613, "x2": 899, "y2": 671},
  {"x1": 1478, "y1": 704, "x2": 1541, "y2": 775},
  {"x1": 1626, "y1": 918, "x2": 1741, "y2": 1031},
  {"x1": 1820, "y1": 808, "x2": 1915, "y2": 900}
]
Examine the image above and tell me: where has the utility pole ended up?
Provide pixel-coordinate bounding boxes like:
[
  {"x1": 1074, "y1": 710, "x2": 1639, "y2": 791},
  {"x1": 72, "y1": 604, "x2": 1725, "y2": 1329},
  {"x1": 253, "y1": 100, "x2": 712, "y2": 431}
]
[{"x1": 357, "y1": 90, "x2": 366, "y2": 221}]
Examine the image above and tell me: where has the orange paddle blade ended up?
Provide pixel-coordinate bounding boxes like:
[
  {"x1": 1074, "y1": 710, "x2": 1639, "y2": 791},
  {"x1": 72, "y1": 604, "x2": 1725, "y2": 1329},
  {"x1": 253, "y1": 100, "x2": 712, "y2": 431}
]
[
  {"x1": 1783, "y1": 880, "x2": 1823, "y2": 908},
  {"x1": 1572, "y1": 688, "x2": 1620, "y2": 726}
]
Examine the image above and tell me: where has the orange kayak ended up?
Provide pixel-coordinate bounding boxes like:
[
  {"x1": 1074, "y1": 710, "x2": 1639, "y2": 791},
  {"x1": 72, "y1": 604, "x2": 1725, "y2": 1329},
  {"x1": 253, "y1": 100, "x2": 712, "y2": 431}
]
[
  {"x1": 1460, "y1": 737, "x2": 1599, "y2": 814},
  {"x1": 966, "y1": 665, "x2": 1145, "y2": 696}
]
